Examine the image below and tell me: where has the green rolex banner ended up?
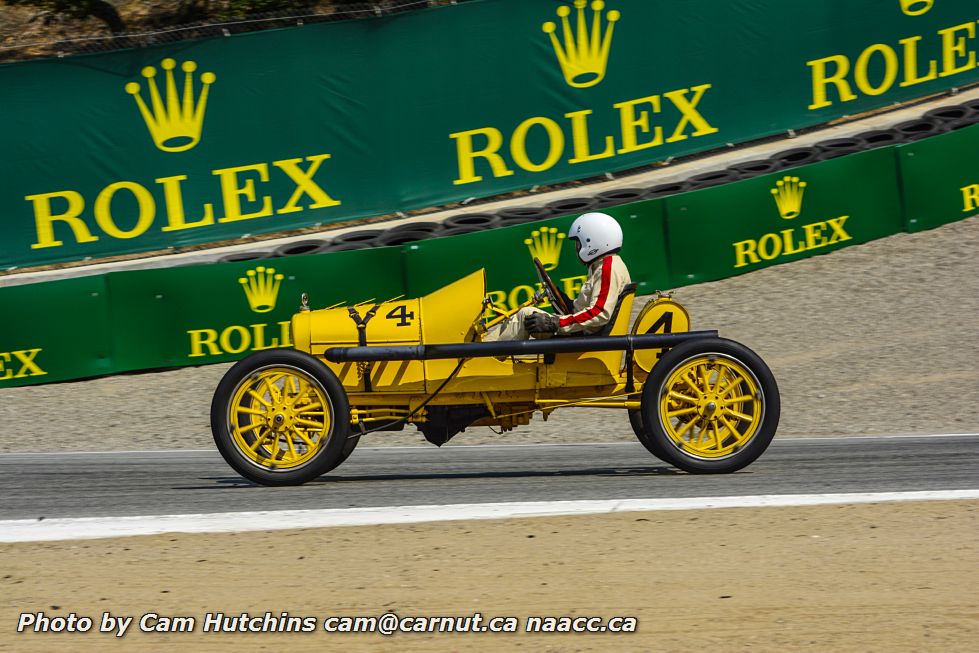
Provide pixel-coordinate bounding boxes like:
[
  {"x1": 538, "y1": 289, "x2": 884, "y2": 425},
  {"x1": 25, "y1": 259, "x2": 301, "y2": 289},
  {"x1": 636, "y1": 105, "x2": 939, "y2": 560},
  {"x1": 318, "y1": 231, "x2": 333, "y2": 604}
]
[
  {"x1": 897, "y1": 124, "x2": 979, "y2": 232},
  {"x1": 0, "y1": 0, "x2": 976, "y2": 269},
  {"x1": 664, "y1": 148, "x2": 905, "y2": 285}
]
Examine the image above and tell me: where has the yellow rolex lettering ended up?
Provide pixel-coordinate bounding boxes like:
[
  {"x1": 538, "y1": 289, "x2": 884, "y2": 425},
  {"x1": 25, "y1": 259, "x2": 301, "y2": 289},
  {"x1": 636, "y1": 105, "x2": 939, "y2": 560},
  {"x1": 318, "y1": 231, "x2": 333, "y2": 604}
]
[
  {"x1": 733, "y1": 240, "x2": 759, "y2": 268},
  {"x1": 663, "y1": 84, "x2": 717, "y2": 143},
  {"x1": 0, "y1": 352, "x2": 10, "y2": 380},
  {"x1": 188, "y1": 329, "x2": 220, "y2": 358},
  {"x1": 12, "y1": 349, "x2": 45, "y2": 378},
  {"x1": 93, "y1": 181, "x2": 156, "y2": 240},
  {"x1": 274, "y1": 154, "x2": 341, "y2": 214},
  {"x1": 250, "y1": 323, "x2": 280, "y2": 351},
  {"x1": 804, "y1": 222, "x2": 829, "y2": 249},
  {"x1": 219, "y1": 325, "x2": 251, "y2": 354},
  {"x1": 826, "y1": 216, "x2": 852, "y2": 244},
  {"x1": 938, "y1": 22, "x2": 977, "y2": 77},
  {"x1": 566, "y1": 109, "x2": 616, "y2": 163},
  {"x1": 157, "y1": 175, "x2": 216, "y2": 232},
  {"x1": 510, "y1": 117, "x2": 563, "y2": 173},
  {"x1": 278, "y1": 320, "x2": 293, "y2": 348},
  {"x1": 214, "y1": 163, "x2": 273, "y2": 223},
  {"x1": 807, "y1": 54, "x2": 856, "y2": 109},
  {"x1": 757, "y1": 233, "x2": 782, "y2": 261},
  {"x1": 780, "y1": 229, "x2": 805, "y2": 256},
  {"x1": 450, "y1": 127, "x2": 514, "y2": 185},
  {"x1": 854, "y1": 44, "x2": 899, "y2": 96},
  {"x1": 27, "y1": 190, "x2": 96, "y2": 249},
  {"x1": 560, "y1": 275, "x2": 587, "y2": 300},
  {"x1": 612, "y1": 95, "x2": 663, "y2": 154},
  {"x1": 962, "y1": 184, "x2": 979, "y2": 212},
  {"x1": 899, "y1": 36, "x2": 939, "y2": 87},
  {"x1": 508, "y1": 284, "x2": 537, "y2": 309}
]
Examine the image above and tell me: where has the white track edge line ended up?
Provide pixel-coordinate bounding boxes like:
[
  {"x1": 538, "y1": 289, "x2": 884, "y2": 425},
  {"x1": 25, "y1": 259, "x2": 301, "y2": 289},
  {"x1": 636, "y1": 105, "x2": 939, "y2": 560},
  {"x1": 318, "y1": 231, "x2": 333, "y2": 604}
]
[
  {"x1": 2, "y1": 490, "x2": 977, "y2": 543},
  {"x1": 1, "y1": 432, "x2": 977, "y2": 457}
]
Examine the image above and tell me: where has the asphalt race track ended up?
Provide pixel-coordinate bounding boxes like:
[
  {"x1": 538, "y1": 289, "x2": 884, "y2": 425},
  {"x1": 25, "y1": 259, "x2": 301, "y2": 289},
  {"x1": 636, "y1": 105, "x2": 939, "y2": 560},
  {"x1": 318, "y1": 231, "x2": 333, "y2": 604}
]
[{"x1": 1, "y1": 435, "x2": 977, "y2": 521}]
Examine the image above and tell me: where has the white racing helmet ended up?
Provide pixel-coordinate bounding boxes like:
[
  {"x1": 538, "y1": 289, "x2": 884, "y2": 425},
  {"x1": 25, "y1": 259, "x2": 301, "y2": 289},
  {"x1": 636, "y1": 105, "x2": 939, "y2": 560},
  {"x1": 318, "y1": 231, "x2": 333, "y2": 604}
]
[{"x1": 568, "y1": 212, "x2": 623, "y2": 264}]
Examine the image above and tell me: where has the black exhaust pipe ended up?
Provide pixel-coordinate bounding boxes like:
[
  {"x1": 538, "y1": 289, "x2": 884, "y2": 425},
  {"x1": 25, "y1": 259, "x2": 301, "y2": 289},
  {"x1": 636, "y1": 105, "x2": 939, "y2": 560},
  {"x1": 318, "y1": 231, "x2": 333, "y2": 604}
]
[{"x1": 324, "y1": 331, "x2": 718, "y2": 363}]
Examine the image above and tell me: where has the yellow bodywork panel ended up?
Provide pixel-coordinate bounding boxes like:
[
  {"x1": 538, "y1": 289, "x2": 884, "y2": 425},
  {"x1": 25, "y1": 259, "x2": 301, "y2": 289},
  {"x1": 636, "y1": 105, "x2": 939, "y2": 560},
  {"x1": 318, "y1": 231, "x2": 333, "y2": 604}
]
[
  {"x1": 291, "y1": 270, "x2": 691, "y2": 411},
  {"x1": 631, "y1": 297, "x2": 691, "y2": 373}
]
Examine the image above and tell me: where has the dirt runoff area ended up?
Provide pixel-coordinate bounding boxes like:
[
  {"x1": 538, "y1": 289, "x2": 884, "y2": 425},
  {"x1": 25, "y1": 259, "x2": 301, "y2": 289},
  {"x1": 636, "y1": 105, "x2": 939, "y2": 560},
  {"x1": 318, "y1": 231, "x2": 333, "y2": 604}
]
[
  {"x1": 0, "y1": 499, "x2": 976, "y2": 652},
  {"x1": 0, "y1": 215, "x2": 978, "y2": 453}
]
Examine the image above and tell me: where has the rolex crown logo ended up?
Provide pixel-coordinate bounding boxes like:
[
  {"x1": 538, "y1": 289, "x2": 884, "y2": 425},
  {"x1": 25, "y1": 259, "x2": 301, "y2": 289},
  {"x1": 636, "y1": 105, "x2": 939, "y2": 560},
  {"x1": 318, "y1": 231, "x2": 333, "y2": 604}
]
[
  {"x1": 125, "y1": 58, "x2": 216, "y2": 153},
  {"x1": 770, "y1": 176, "x2": 807, "y2": 220},
  {"x1": 542, "y1": 0, "x2": 620, "y2": 89},
  {"x1": 524, "y1": 227, "x2": 565, "y2": 271},
  {"x1": 899, "y1": 0, "x2": 933, "y2": 16},
  {"x1": 239, "y1": 266, "x2": 284, "y2": 313}
]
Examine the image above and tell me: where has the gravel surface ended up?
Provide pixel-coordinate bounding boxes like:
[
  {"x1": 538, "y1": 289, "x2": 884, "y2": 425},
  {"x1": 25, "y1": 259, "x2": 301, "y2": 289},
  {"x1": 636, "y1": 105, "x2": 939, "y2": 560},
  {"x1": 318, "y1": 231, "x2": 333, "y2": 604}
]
[{"x1": 2, "y1": 216, "x2": 977, "y2": 453}]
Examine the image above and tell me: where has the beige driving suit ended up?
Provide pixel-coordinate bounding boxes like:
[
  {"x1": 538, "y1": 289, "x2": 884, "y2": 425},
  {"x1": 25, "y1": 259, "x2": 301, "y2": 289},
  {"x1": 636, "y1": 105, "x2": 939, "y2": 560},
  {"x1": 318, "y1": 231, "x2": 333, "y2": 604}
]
[{"x1": 484, "y1": 254, "x2": 631, "y2": 341}]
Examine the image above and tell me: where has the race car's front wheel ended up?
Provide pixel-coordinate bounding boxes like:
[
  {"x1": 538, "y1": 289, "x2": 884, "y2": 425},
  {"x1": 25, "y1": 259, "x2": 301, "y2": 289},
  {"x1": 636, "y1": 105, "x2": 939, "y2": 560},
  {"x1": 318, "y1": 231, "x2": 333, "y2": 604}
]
[
  {"x1": 211, "y1": 349, "x2": 351, "y2": 486},
  {"x1": 639, "y1": 337, "x2": 779, "y2": 473}
]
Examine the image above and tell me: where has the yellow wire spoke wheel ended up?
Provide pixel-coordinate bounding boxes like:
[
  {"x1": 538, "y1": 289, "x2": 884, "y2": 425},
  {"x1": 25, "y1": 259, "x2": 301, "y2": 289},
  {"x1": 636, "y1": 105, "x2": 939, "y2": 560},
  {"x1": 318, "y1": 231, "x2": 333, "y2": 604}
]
[
  {"x1": 228, "y1": 366, "x2": 332, "y2": 470},
  {"x1": 211, "y1": 349, "x2": 351, "y2": 486},
  {"x1": 658, "y1": 356, "x2": 761, "y2": 459},
  {"x1": 639, "y1": 338, "x2": 779, "y2": 474}
]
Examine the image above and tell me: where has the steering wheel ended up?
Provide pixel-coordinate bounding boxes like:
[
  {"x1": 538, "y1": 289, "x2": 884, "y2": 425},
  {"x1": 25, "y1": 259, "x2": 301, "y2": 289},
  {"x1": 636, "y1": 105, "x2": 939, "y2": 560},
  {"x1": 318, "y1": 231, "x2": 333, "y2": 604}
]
[{"x1": 534, "y1": 257, "x2": 571, "y2": 315}]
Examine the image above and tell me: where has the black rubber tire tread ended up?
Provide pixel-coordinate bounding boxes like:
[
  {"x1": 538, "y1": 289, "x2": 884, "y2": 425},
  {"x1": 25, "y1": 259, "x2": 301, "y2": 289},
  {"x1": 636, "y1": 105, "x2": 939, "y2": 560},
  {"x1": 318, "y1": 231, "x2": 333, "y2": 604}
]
[
  {"x1": 688, "y1": 169, "x2": 741, "y2": 189},
  {"x1": 376, "y1": 229, "x2": 434, "y2": 246},
  {"x1": 854, "y1": 129, "x2": 905, "y2": 147},
  {"x1": 815, "y1": 146, "x2": 864, "y2": 161},
  {"x1": 893, "y1": 118, "x2": 940, "y2": 138},
  {"x1": 332, "y1": 229, "x2": 384, "y2": 245},
  {"x1": 770, "y1": 147, "x2": 818, "y2": 170},
  {"x1": 639, "y1": 337, "x2": 780, "y2": 474},
  {"x1": 645, "y1": 181, "x2": 692, "y2": 198},
  {"x1": 924, "y1": 106, "x2": 969, "y2": 123},
  {"x1": 211, "y1": 349, "x2": 351, "y2": 486},
  {"x1": 322, "y1": 241, "x2": 373, "y2": 252},
  {"x1": 218, "y1": 250, "x2": 275, "y2": 263},
  {"x1": 814, "y1": 137, "x2": 862, "y2": 152},
  {"x1": 389, "y1": 221, "x2": 442, "y2": 234},
  {"x1": 273, "y1": 239, "x2": 329, "y2": 257},
  {"x1": 627, "y1": 408, "x2": 669, "y2": 461},
  {"x1": 439, "y1": 225, "x2": 484, "y2": 237},
  {"x1": 726, "y1": 160, "x2": 777, "y2": 177},
  {"x1": 442, "y1": 213, "x2": 500, "y2": 229},
  {"x1": 545, "y1": 197, "x2": 599, "y2": 214},
  {"x1": 948, "y1": 114, "x2": 979, "y2": 130},
  {"x1": 496, "y1": 206, "x2": 554, "y2": 223}
]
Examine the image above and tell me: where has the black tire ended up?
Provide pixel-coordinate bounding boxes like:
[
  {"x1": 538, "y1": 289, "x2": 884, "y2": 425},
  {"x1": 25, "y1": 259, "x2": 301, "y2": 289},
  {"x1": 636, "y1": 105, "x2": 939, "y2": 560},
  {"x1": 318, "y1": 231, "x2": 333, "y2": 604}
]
[
  {"x1": 645, "y1": 181, "x2": 692, "y2": 198},
  {"x1": 687, "y1": 169, "x2": 740, "y2": 189},
  {"x1": 218, "y1": 250, "x2": 275, "y2": 263},
  {"x1": 442, "y1": 213, "x2": 500, "y2": 230},
  {"x1": 545, "y1": 197, "x2": 599, "y2": 215},
  {"x1": 211, "y1": 349, "x2": 351, "y2": 486},
  {"x1": 627, "y1": 408, "x2": 669, "y2": 461},
  {"x1": 770, "y1": 147, "x2": 818, "y2": 170},
  {"x1": 376, "y1": 229, "x2": 434, "y2": 246},
  {"x1": 273, "y1": 239, "x2": 330, "y2": 257},
  {"x1": 639, "y1": 337, "x2": 779, "y2": 474},
  {"x1": 726, "y1": 160, "x2": 778, "y2": 178}
]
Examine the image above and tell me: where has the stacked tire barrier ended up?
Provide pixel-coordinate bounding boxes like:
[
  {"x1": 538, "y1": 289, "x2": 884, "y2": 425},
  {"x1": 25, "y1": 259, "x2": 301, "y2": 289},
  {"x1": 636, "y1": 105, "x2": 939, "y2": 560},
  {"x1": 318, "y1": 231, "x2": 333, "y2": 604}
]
[
  {"x1": 219, "y1": 99, "x2": 979, "y2": 262},
  {"x1": 1, "y1": 123, "x2": 977, "y2": 388}
]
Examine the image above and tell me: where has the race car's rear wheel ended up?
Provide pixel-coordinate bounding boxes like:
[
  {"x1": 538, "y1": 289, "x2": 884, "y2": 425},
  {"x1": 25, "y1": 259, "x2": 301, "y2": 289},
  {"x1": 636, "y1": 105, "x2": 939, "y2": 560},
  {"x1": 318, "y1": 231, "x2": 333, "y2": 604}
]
[
  {"x1": 640, "y1": 338, "x2": 779, "y2": 473},
  {"x1": 211, "y1": 349, "x2": 351, "y2": 486}
]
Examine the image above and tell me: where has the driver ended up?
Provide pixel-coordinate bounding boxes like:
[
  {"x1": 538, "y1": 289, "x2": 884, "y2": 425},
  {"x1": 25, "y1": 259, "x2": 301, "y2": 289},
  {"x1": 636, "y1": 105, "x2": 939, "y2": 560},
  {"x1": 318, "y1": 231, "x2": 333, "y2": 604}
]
[{"x1": 483, "y1": 212, "x2": 631, "y2": 341}]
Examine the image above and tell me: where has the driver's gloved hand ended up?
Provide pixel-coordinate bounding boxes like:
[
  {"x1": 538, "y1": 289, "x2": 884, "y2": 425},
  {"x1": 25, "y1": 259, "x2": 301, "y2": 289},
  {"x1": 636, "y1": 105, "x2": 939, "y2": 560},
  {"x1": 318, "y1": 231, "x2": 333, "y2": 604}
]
[{"x1": 525, "y1": 311, "x2": 559, "y2": 336}]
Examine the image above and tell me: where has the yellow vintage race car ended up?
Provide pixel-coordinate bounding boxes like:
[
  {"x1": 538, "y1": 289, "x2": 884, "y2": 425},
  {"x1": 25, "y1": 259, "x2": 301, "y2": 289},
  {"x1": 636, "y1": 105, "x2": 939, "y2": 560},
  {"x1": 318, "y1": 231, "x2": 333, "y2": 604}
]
[{"x1": 211, "y1": 263, "x2": 780, "y2": 486}]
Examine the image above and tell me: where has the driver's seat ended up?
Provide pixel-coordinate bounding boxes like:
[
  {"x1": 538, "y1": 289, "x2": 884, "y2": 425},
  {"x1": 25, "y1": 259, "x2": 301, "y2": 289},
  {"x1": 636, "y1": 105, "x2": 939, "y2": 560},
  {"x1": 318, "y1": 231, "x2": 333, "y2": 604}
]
[{"x1": 590, "y1": 283, "x2": 638, "y2": 337}]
